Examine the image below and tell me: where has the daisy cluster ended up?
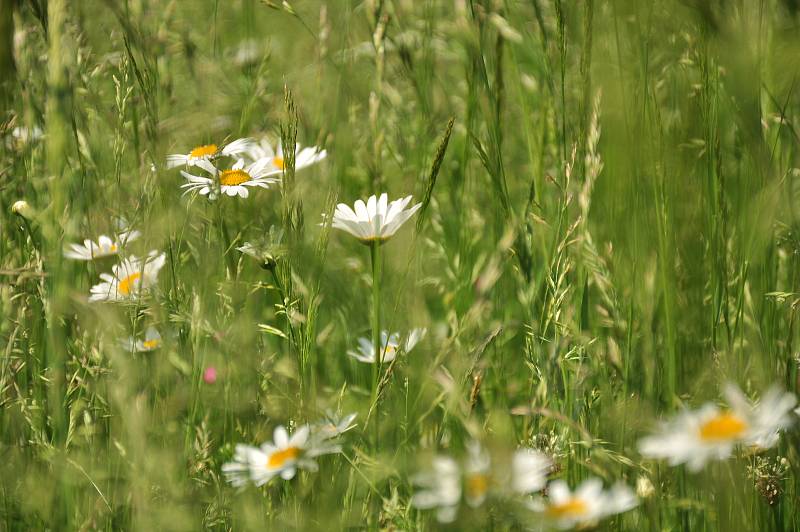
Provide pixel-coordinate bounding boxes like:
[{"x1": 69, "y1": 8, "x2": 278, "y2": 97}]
[
  {"x1": 410, "y1": 442, "x2": 636, "y2": 529},
  {"x1": 63, "y1": 225, "x2": 166, "y2": 352},
  {"x1": 169, "y1": 137, "x2": 326, "y2": 199}
]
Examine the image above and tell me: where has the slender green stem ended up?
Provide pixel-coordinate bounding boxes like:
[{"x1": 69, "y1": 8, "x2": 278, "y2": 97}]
[{"x1": 369, "y1": 242, "x2": 382, "y2": 448}]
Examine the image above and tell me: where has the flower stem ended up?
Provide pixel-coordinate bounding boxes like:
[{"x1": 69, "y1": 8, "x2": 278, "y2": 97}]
[{"x1": 369, "y1": 241, "x2": 381, "y2": 448}]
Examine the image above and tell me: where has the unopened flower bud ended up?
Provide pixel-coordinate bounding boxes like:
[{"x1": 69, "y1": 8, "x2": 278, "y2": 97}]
[
  {"x1": 636, "y1": 475, "x2": 655, "y2": 499},
  {"x1": 11, "y1": 200, "x2": 35, "y2": 219}
]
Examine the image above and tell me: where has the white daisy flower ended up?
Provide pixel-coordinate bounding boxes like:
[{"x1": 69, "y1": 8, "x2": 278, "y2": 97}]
[
  {"x1": 347, "y1": 328, "x2": 425, "y2": 364},
  {"x1": 410, "y1": 456, "x2": 462, "y2": 523},
  {"x1": 180, "y1": 158, "x2": 280, "y2": 199},
  {"x1": 9, "y1": 125, "x2": 44, "y2": 144},
  {"x1": 64, "y1": 230, "x2": 141, "y2": 260},
  {"x1": 527, "y1": 478, "x2": 637, "y2": 530},
  {"x1": 222, "y1": 424, "x2": 340, "y2": 488},
  {"x1": 121, "y1": 326, "x2": 162, "y2": 352},
  {"x1": 89, "y1": 252, "x2": 166, "y2": 303},
  {"x1": 246, "y1": 138, "x2": 327, "y2": 173},
  {"x1": 330, "y1": 193, "x2": 421, "y2": 244},
  {"x1": 511, "y1": 448, "x2": 552, "y2": 495},
  {"x1": 638, "y1": 384, "x2": 797, "y2": 471},
  {"x1": 463, "y1": 441, "x2": 492, "y2": 508},
  {"x1": 165, "y1": 137, "x2": 254, "y2": 169},
  {"x1": 311, "y1": 412, "x2": 358, "y2": 442}
]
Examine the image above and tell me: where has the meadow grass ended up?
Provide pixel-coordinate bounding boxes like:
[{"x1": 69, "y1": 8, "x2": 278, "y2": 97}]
[{"x1": 2, "y1": 0, "x2": 800, "y2": 530}]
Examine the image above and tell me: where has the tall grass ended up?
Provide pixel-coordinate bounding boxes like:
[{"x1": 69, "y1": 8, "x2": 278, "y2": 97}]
[{"x1": 2, "y1": 0, "x2": 800, "y2": 530}]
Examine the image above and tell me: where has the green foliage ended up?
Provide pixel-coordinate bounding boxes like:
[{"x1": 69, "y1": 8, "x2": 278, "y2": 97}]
[{"x1": 1, "y1": 0, "x2": 800, "y2": 530}]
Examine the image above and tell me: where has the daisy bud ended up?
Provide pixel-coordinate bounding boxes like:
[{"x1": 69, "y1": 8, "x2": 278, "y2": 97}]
[
  {"x1": 11, "y1": 200, "x2": 35, "y2": 219},
  {"x1": 636, "y1": 475, "x2": 655, "y2": 499}
]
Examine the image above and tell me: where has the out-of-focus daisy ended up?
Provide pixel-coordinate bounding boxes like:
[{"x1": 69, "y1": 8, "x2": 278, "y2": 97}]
[
  {"x1": 121, "y1": 326, "x2": 162, "y2": 352},
  {"x1": 330, "y1": 193, "x2": 421, "y2": 244},
  {"x1": 237, "y1": 226, "x2": 287, "y2": 269},
  {"x1": 463, "y1": 442, "x2": 492, "y2": 507},
  {"x1": 347, "y1": 328, "x2": 425, "y2": 364},
  {"x1": 412, "y1": 443, "x2": 551, "y2": 522},
  {"x1": 246, "y1": 138, "x2": 326, "y2": 173},
  {"x1": 311, "y1": 412, "x2": 358, "y2": 442},
  {"x1": 527, "y1": 478, "x2": 637, "y2": 530},
  {"x1": 181, "y1": 158, "x2": 280, "y2": 199},
  {"x1": 638, "y1": 384, "x2": 797, "y2": 471},
  {"x1": 511, "y1": 448, "x2": 552, "y2": 495},
  {"x1": 64, "y1": 230, "x2": 140, "y2": 260},
  {"x1": 165, "y1": 137, "x2": 254, "y2": 169},
  {"x1": 8, "y1": 125, "x2": 43, "y2": 145},
  {"x1": 222, "y1": 424, "x2": 340, "y2": 488},
  {"x1": 410, "y1": 456, "x2": 462, "y2": 523},
  {"x1": 232, "y1": 39, "x2": 262, "y2": 66},
  {"x1": 89, "y1": 252, "x2": 166, "y2": 303}
]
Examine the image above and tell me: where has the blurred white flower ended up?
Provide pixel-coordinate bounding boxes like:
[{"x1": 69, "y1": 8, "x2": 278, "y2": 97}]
[
  {"x1": 181, "y1": 158, "x2": 280, "y2": 199},
  {"x1": 411, "y1": 442, "x2": 551, "y2": 523},
  {"x1": 638, "y1": 384, "x2": 797, "y2": 471},
  {"x1": 237, "y1": 226, "x2": 287, "y2": 269},
  {"x1": 10, "y1": 125, "x2": 43, "y2": 144},
  {"x1": 347, "y1": 328, "x2": 425, "y2": 364},
  {"x1": 246, "y1": 138, "x2": 326, "y2": 173},
  {"x1": 64, "y1": 230, "x2": 140, "y2": 260},
  {"x1": 222, "y1": 424, "x2": 340, "y2": 488},
  {"x1": 232, "y1": 39, "x2": 262, "y2": 66},
  {"x1": 165, "y1": 137, "x2": 254, "y2": 169},
  {"x1": 311, "y1": 412, "x2": 358, "y2": 442},
  {"x1": 511, "y1": 448, "x2": 552, "y2": 495},
  {"x1": 89, "y1": 252, "x2": 165, "y2": 303},
  {"x1": 410, "y1": 456, "x2": 462, "y2": 523},
  {"x1": 121, "y1": 326, "x2": 162, "y2": 352},
  {"x1": 463, "y1": 441, "x2": 491, "y2": 507},
  {"x1": 330, "y1": 193, "x2": 421, "y2": 244},
  {"x1": 527, "y1": 478, "x2": 637, "y2": 530}
]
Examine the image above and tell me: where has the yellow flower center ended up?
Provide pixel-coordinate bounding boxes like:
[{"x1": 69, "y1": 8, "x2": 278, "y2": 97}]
[
  {"x1": 189, "y1": 144, "x2": 218, "y2": 159},
  {"x1": 545, "y1": 498, "x2": 589, "y2": 519},
  {"x1": 272, "y1": 156, "x2": 284, "y2": 170},
  {"x1": 465, "y1": 473, "x2": 490, "y2": 501},
  {"x1": 267, "y1": 446, "x2": 300, "y2": 468},
  {"x1": 377, "y1": 344, "x2": 396, "y2": 362},
  {"x1": 109, "y1": 244, "x2": 118, "y2": 252},
  {"x1": 699, "y1": 412, "x2": 748, "y2": 441},
  {"x1": 220, "y1": 169, "x2": 252, "y2": 186},
  {"x1": 142, "y1": 339, "x2": 160, "y2": 350},
  {"x1": 118, "y1": 272, "x2": 141, "y2": 296}
]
